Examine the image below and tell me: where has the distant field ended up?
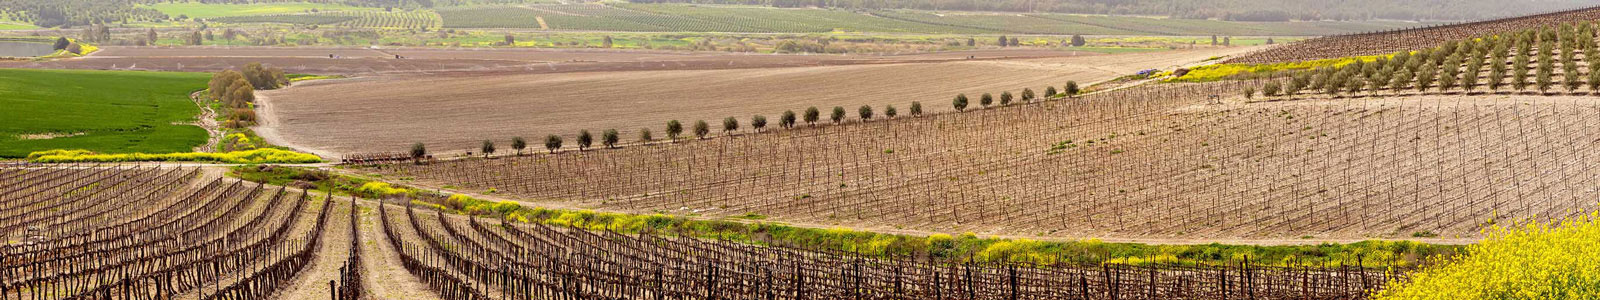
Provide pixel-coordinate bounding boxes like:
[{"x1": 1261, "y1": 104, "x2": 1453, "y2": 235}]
[
  {"x1": 434, "y1": 4, "x2": 1424, "y2": 36},
  {"x1": 214, "y1": 10, "x2": 442, "y2": 29},
  {"x1": 142, "y1": 2, "x2": 375, "y2": 19},
  {"x1": 0, "y1": 69, "x2": 208, "y2": 158}
]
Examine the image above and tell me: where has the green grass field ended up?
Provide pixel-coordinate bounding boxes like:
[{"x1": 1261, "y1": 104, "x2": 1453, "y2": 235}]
[
  {"x1": 142, "y1": 2, "x2": 374, "y2": 19},
  {"x1": 0, "y1": 69, "x2": 209, "y2": 158}
]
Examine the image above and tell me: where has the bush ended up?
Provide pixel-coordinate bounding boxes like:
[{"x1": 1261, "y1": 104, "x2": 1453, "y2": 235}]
[
  {"x1": 910, "y1": 102, "x2": 923, "y2": 116},
  {"x1": 884, "y1": 105, "x2": 897, "y2": 119},
  {"x1": 27, "y1": 149, "x2": 321, "y2": 164},
  {"x1": 1021, "y1": 88, "x2": 1035, "y2": 101},
  {"x1": 480, "y1": 140, "x2": 496, "y2": 157},
  {"x1": 410, "y1": 143, "x2": 427, "y2": 162},
  {"x1": 510, "y1": 137, "x2": 527, "y2": 155},
  {"x1": 953, "y1": 94, "x2": 969, "y2": 111},
  {"x1": 999, "y1": 91, "x2": 1013, "y2": 105},
  {"x1": 980, "y1": 93, "x2": 993, "y2": 108},
  {"x1": 1262, "y1": 81, "x2": 1282, "y2": 96},
  {"x1": 1044, "y1": 86, "x2": 1058, "y2": 98},
  {"x1": 1064, "y1": 81, "x2": 1081, "y2": 97},
  {"x1": 804, "y1": 107, "x2": 820, "y2": 125},
  {"x1": 638, "y1": 129, "x2": 653, "y2": 142},
  {"x1": 830, "y1": 106, "x2": 845, "y2": 124},
  {"x1": 858, "y1": 105, "x2": 873, "y2": 121},
  {"x1": 780, "y1": 111, "x2": 797, "y2": 128},
  {"x1": 722, "y1": 117, "x2": 739, "y2": 133},
  {"x1": 1242, "y1": 87, "x2": 1256, "y2": 99}
]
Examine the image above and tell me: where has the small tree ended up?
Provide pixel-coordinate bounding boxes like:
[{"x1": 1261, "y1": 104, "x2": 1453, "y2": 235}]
[
  {"x1": 723, "y1": 117, "x2": 740, "y2": 133},
  {"x1": 884, "y1": 105, "x2": 898, "y2": 119},
  {"x1": 953, "y1": 94, "x2": 969, "y2": 111},
  {"x1": 694, "y1": 120, "x2": 710, "y2": 139},
  {"x1": 544, "y1": 135, "x2": 563, "y2": 153},
  {"x1": 1000, "y1": 91, "x2": 1013, "y2": 106},
  {"x1": 1021, "y1": 88, "x2": 1035, "y2": 101},
  {"x1": 1415, "y1": 63, "x2": 1437, "y2": 93},
  {"x1": 980, "y1": 93, "x2": 993, "y2": 108},
  {"x1": 603, "y1": 129, "x2": 619, "y2": 148},
  {"x1": 1044, "y1": 86, "x2": 1058, "y2": 98},
  {"x1": 830, "y1": 107, "x2": 846, "y2": 124},
  {"x1": 1242, "y1": 87, "x2": 1256, "y2": 100},
  {"x1": 666, "y1": 120, "x2": 684, "y2": 140},
  {"x1": 409, "y1": 143, "x2": 427, "y2": 164},
  {"x1": 910, "y1": 102, "x2": 923, "y2": 116},
  {"x1": 1262, "y1": 81, "x2": 1282, "y2": 97},
  {"x1": 780, "y1": 111, "x2": 797, "y2": 128},
  {"x1": 481, "y1": 140, "x2": 496, "y2": 158},
  {"x1": 751, "y1": 115, "x2": 768, "y2": 132},
  {"x1": 1285, "y1": 78, "x2": 1303, "y2": 96},
  {"x1": 1588, "y1": 67, "x2": 1600, "y2": 94},
  {"x1": 1064, "y1": 81, "x2": 1081, "y2": 97},
  {"x1": 511, "y1": 137, "x2": 527, "y2": 155},
  {"x1": 804, "y1": 107, "x2": 821, "y2": 126},
  {"x1": 639, "y1": 128, "x2": 654, "y2": 142},
  {"x1": 504, "y1": 34, "x2": 516, "y2": 45},
  {"x1": 858, "y1": 105, "x2": 873, "y2": 121},
  {"x1": 577, "y1": 130, "x2": 593, "y2": 150}
]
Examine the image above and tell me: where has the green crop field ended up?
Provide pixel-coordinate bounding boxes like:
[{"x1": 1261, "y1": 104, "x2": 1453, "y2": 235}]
[
  {"x1": 0, "y1": 69, "x2": 209, "y2": 158},
  {"x1": 142, "y1": 2, "x2": 375, "y2": 19}
]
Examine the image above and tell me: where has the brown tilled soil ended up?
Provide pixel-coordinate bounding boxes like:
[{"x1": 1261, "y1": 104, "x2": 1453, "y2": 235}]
[
  {"x1": 0, "y1": 46, "x2": 1105, "y2": 75},
  {"x1": 255, "y1": 46, "x2": 1254, "y2": 156}
]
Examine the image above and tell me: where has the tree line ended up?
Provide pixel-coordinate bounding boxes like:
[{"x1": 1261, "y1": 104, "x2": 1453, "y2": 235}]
[
  {"x1": 408, "y1": 81, "x2": 1083, "y2": 161},
  {"x1": 207, "y1": 63, "x2": 290, "y2": 129}
]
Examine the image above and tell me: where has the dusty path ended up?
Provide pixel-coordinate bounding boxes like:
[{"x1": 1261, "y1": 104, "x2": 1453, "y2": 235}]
[
  {"x1": 358, "y1": 200, "x2": 439, "y2": 300},
  {"x1": 189, "y1": 91, "x2": 221, "y2": 153},
  {"x1": 275, "y1": 196, "x2": 355, "y2": 300}
]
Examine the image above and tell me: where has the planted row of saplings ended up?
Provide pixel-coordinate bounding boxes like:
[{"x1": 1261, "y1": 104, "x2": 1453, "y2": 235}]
[
  {"x1": 395, "y1": 81, "x2": 1086, "y2": 162},
  {"x1": 1246, "y1": 20, "x2": 1600, "y2": 99}
]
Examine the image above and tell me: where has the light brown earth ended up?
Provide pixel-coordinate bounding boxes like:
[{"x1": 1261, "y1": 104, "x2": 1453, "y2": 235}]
[{"x1": 256, "y1": 46, "x2": 1255, "y2": 157}]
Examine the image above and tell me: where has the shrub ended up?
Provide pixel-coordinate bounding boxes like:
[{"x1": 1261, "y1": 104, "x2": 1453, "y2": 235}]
[
  {"x1": 804, "y1": 107, "x2": 820, "y2": 125},
  {"x1": 910, "y1": 102, "x2": 923, "y2": 116},
  {"x1": 980, "y1": 93, "x2": 993, "y2": 108},
  {"x1": 1021, "y1": 88, "x2": 1035, "y2": 101},
  {"x1": 1044, "y1": 86, "x2": 1058, "y2": 98},
  {"x1": 1064, "y1": 81, "x2": 1081, "y2": 97},
  {"x1": 830, "y1": 106, "x2": 845, "y2": 124},
  {"x1": 1262, "y1": 81, "x2": 1282, "y2": 96},
  {"x1": 858, "y1": 105, "x2": 873, "y2": 121},
  {"x1": 953, "y1": 94, "x2": 969, "y2": 111},
  {"x1": 1242, "y1": 87, "x2": 1256, "y2": 99},
  {"x1": 638, "y1": 128, "x2": 653, "y2": 142},
  {"x1": 999, "y1": 91, "x2": 1013, "y2": 105},
  {"x1": 884, "y1": 105, "x2": 897, "y2": 119},
  {"x1": 480, "y1": 140, "x2": 496, "y2": 158}
]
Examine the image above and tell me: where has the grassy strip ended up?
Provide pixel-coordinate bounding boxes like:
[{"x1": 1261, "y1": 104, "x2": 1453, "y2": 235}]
[
  {"x1": 235, "y1": 165, "x2": 1459, "y2": 267},
  {"x1": 1170, "y1": 54, "x2": 1390, "y2": 82},
  {"x1": 28, "y1": 149, "x2": 321, "y2": 164},
  {"x1": 1375, "y1": 212, "x2": 1600, "y2": 299}
]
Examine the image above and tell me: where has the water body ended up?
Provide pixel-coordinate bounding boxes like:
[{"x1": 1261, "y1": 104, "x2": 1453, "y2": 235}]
[{"x1": 0, "y1": 41, "x2": 56, "y2": 57}]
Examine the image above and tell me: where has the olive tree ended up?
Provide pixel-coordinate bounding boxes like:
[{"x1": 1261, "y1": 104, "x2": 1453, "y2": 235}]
[
  {"x1": 410, "y1": 143, "x2": 427, "y2": 164},
  {"x1": 830, "y1": 106, "x2": 845, "y2": 124},
  {"x1": 511, "y1": 137, "x2": 527, "y2": 155},
  {"x1": 804, "y1": 107, "x2": 821, "y2": 126},
  {"x1": 751, "y1": 115, "x2": 768, "y2": 132},
  {"x1": 1262, "y1": 81, "x2": 1282, "y2": 97},
  {"x1": 603, "y1": 129, "x2": 619, "y2": 148},
  {"x1": 666, "y1": 120, "x2": 684, "y2": 140},
  {"x1": 480, "y1": 140, "x2": 496, "y2": 158},
  {"x1": 858, "y1": 105, "x2": 873, "y2": 121},
  {"x1": 980, "y1": 93, "x2": 993, "y2": 108},
  {"x1": 1044, "y1": 86, "x2": 1058, "y2": 98},
  {"x1": 999, "y1": 91, "x2": 1013, "y2": 106},
  {"x1": 639, "y1": 128, "x2": 654, "y2": 142},
  {"x1": 953, "y1": 94, "x2": 969, "y2": 111},
  {"x1": 910, "y1": 102, "x2": 923, "y2": 116},
  {"x1": 1064, "y1": 81, "x2": 1081, "y2": 97},
  {"x1": 780, "y1": 111, "x2": 797, "y2": 128},
  {"x1": 723, "y1": 117, "x2": 740, "y2": 133},
  {"x1": 544, "y1": 135, "x2": 562, "y2": 153},
  {"x1": 577, "y1": 130, "x2": 593, "y2": 150},
  {"x1": 1021, "y1": 88, "x2": 1035, "y2": 101},
  {"x1": 884, "y1": 105, "x2": 897, "y2": 119},
  {"x1": 694, "y1": 120, "x2": 710, "y2": 139}
]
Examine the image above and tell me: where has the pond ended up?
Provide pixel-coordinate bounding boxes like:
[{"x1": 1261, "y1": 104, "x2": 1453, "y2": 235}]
[{"x1": 0, "y1": 41, "x2": 57, "y2": 57}]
